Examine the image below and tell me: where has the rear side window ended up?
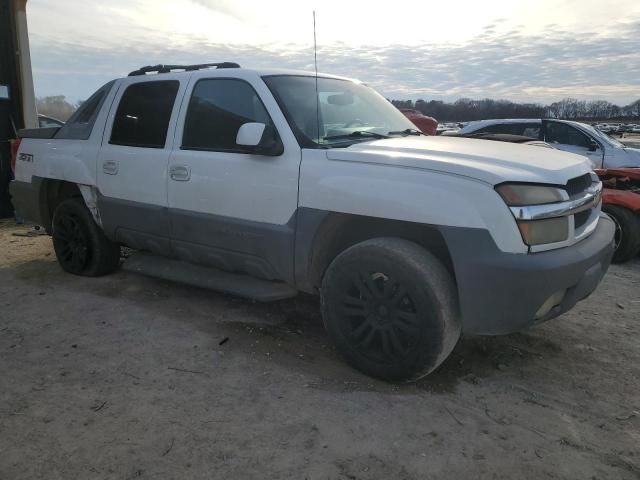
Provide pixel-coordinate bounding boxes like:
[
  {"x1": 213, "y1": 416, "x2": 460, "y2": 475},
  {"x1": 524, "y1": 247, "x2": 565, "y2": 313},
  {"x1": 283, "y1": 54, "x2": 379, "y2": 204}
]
[
  {"x1": 55, "y1": 80, "x2": 115, "y2": 140},
  {"x1": 182, "y1": 78, "x2": 274, "y2": 152},
  {"x1": 110, "y1": 80, "x2": 179, "y2": 148}
]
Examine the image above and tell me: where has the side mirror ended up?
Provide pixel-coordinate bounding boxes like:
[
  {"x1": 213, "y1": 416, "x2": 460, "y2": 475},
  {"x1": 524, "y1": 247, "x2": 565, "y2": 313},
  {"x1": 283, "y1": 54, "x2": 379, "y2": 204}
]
[
  {"x1": 236, "y1": 122, "x2": 283, "y2": 156},
  {"x1": 588, "y1": 140, "x2": 599, "y2": 152},
  {"x1": 236, "y1": 122, "x2": 265, "y2": 147}
]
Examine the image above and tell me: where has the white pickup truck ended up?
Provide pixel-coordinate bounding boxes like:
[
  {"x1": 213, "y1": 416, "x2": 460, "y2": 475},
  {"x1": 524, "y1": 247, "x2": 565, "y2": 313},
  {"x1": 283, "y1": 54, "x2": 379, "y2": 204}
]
[{"x1": 10, "y1": 63, "x2": 614, "y2": 380}]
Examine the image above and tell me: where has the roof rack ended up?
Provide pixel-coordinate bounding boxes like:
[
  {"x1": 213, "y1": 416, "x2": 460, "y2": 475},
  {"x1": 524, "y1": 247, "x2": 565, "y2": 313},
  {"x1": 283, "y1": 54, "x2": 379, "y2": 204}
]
[{"x1": 128, "y1": 62, "x2": 240, "y2": 76}]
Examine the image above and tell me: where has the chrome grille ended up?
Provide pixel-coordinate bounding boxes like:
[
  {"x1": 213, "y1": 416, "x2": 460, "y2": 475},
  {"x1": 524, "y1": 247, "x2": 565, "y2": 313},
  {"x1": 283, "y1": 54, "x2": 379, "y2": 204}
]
[
  {"x1": 509, "y1": 172, "x2": 602, "y2": 252},
  {"x1": 566, "y1": 173, "x2": 592, "y2": 198}
]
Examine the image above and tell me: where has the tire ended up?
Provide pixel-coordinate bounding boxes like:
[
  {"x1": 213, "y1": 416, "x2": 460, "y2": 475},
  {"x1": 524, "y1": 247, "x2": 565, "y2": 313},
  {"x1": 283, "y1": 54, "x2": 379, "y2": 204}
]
[
  {"x1": 52, "y1": 198, "x2": 120, "y2": 276},
  {"x1": 602, "y1": 205, "x2": 640, "y2": 263},
  {"x1": 321, "y1": 237, "x2": 461, "y2": 381}
]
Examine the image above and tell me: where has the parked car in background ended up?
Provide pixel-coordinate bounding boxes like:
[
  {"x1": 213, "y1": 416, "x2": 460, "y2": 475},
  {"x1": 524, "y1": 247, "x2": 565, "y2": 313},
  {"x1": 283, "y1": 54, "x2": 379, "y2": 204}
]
[
  {"x1": 596, "y1": 168, "x2": 640, "y2": 262},
  {"x1": 596, "y1": 124, "x2": 618, "y2": 134},
  {"x1": 455, "y1": 132, "x2": 554, "y2": 149},
  {"x1": 458, "y1": 118, "x2": 640, "y2": 168},
  {"x1": 436, "y1": 122, "x2": 460, "y2": 135},
  {"x1": 398, "y1": 108, "x2": 437, "y2": 135},
  {"x1": 37, "y1": 114, "x2": 64, "y2": 128}
]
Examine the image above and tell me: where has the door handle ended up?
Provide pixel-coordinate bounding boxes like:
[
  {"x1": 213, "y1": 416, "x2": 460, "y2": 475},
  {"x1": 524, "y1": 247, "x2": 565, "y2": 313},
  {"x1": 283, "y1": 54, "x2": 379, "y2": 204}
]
[
  {"x1": 103, "y1": 160, "x2": 118, "y2": 175},
  {"x1": 169, "y1": 165, "x2": 191, "y2": 181}
]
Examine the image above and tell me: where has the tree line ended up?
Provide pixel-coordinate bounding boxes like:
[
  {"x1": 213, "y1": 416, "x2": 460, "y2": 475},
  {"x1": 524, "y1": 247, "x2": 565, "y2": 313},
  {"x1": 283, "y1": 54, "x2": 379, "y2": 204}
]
[
  {"x1": 36, "y1": 96, "x2": 82, "y2": 121},
  {"x1": 391, "y1": 97, "x2": 640, "y2": 123},
  {"x1": 36, "y1": 94, "x2": 640, "y2": 124}
]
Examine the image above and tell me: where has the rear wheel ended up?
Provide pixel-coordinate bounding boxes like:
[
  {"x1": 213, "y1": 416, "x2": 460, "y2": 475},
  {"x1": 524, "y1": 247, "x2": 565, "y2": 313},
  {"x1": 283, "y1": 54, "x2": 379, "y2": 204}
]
[
  {"x1": 603, "y1": 204, "x2": 640, "y2": 263},
  {"x1": 321, "y1": 238, "x2": 461, "y2": 381},
  {"x1": 52, "y1": 198, "x2": 120, "y2": 276}
]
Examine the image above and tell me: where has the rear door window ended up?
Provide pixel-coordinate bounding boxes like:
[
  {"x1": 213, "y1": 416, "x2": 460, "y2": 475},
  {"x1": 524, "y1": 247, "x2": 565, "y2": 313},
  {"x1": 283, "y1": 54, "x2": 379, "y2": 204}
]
[{"x1": 110, "y1": 80, "x2": 179, "y2": 148}]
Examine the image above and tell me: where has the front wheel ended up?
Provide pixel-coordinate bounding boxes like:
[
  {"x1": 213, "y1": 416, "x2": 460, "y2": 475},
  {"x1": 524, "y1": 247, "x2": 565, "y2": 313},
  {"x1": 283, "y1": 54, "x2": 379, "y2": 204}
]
[
  {"x1": 603, "y1": 204, "x2": 640, "y2": 263},
  {"x1": 52, "y1": 198, "x2": 121, "y2": 276},
  {"x1": 321, "y1": 238, "x2": 461, "y2": 381}
]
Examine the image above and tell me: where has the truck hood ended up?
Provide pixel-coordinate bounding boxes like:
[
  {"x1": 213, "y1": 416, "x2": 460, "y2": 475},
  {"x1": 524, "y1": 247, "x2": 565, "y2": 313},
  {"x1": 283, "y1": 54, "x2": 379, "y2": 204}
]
[{"x1": 326, "y1": 136, "x2": 590, "y2": 185}]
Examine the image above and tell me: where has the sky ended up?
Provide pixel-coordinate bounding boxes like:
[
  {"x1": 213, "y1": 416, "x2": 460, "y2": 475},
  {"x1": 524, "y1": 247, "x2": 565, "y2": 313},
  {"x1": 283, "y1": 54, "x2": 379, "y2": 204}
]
[{"x1": 26, "y1": 0, "x2": 640, "y2": 105}]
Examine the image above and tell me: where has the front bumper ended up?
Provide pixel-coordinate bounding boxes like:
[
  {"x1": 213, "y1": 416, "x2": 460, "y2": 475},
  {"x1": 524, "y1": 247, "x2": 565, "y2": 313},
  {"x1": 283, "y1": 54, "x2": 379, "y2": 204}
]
[{"x1": 440, "y1": 215, "x2": 615, "y2": 335}]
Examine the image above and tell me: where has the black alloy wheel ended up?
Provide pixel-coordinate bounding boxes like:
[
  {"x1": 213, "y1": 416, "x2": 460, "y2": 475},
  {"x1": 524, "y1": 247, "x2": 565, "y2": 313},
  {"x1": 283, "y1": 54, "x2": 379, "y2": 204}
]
[
  {"x1": 339, "y1": 270, "x2": 421, "y2": 365},
  {"x1": 52, "y1": 198, "x2": 121, "y2": 276},
  {"x1": 53, "y1": 211, "x2": 91, "y2": 273},
  {"x1": 321, "y1": 237, "x2": 461, "y2": 381}
]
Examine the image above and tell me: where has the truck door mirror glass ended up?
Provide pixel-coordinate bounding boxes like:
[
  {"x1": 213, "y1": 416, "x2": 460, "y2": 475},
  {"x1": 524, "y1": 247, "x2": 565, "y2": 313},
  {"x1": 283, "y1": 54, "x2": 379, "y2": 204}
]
[
  {"x1": 235, "y1": 123, "x2": 283, "y2": 156},
  {"x1": 236, "y1": 122, "x2": 266, "y2": 147},
  {"x1": 588, "y1": 139, "x2": 599, "y2": 152}
]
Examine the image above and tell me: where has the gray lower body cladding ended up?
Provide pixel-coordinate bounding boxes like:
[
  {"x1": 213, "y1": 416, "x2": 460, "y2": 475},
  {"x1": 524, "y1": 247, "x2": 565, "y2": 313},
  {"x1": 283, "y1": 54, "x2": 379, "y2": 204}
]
[
  {"x1": 10, "y1": 179, "x2": 615, "y2": 336},
  {"x1": 169, "y1": 207, "x2": 295, "y2": 282},
  {"x1": 440, "y1": 215, "x2": 615, "y2": 335},
  {"x1": 9, "y1": 179, "x2": 46, "y2": 225},
  {"x1": 98, "y1": 195, "x2": 172, "y2": 256},
  {"x1": 97, "y1": 194, "x2": 296, "y2": 283}
]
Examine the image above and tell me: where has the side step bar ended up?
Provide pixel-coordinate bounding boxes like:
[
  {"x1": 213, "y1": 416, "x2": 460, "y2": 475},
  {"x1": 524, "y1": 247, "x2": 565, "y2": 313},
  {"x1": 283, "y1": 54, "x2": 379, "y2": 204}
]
[{"x1": 123, "y1": 252, "x2": 298, "y2": 302}]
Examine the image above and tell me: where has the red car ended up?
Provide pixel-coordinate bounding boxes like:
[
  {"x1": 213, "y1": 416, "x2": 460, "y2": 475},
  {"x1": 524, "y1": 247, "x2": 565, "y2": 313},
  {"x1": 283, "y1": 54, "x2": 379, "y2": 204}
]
[
  {"x1": 399, "y1": 108, "x2": 437, "y2": 135},
  {"x1": 595, "y1": 168, "x2": 640, "y2": 262}
]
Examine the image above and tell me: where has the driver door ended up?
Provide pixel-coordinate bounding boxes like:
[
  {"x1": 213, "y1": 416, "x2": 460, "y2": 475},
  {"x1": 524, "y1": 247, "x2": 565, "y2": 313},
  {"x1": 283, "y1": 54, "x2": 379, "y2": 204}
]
[
  {"x1": 167, "y1": 76, "x2": 301, "y2": 282},
  {"x1": 542, "y1": 120, "x2": 604, "y2": 168}
]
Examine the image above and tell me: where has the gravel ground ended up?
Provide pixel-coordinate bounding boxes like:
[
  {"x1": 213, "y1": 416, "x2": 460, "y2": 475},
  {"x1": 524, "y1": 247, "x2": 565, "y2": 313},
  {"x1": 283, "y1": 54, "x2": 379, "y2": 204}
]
[{"x1": 1, "y1": 219, "x2": 639, "y2": 480}]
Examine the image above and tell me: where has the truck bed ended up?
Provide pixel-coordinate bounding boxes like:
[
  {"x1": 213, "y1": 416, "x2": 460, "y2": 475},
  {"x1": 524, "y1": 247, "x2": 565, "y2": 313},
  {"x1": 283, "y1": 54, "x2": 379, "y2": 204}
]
[{"x1": 18, "y1": 127, "x2": 60, "y2": 139}]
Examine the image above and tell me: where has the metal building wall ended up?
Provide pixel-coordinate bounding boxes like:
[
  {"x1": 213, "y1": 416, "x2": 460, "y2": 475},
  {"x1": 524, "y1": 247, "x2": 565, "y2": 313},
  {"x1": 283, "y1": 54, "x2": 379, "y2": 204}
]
[{"x1": 0, "y1": 0, "x2": 34, "y2": 217}]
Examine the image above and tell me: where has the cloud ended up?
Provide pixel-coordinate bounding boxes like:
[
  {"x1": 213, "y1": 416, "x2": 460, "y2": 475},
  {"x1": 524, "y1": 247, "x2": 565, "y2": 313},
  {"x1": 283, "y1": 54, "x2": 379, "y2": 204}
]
[
  {"x1": 29, "y1": 11, "x2": 640, "y2": 105},
  {"x1": 187, "y1": 0, "x2": 245, "y2": 20}
]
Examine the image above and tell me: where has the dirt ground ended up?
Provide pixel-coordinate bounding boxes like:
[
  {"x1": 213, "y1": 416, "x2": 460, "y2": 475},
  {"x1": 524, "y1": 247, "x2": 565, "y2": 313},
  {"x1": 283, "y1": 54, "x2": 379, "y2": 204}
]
[{"x1": 1, "y1": 219, "x2": 638, "y2": 480}]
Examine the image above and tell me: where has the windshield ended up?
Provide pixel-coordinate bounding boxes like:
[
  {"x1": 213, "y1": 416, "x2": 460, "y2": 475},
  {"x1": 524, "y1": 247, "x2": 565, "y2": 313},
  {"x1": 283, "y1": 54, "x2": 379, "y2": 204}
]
[{"x1": 263, "y1": 75, "x2": 416, "y2": 147}]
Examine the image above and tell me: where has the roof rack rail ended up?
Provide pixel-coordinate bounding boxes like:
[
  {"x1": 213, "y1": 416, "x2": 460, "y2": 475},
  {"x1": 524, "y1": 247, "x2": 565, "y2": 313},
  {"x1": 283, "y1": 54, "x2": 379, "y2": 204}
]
[{"x1": 128, "y1": 62, "x2": 240, "y2": 76}]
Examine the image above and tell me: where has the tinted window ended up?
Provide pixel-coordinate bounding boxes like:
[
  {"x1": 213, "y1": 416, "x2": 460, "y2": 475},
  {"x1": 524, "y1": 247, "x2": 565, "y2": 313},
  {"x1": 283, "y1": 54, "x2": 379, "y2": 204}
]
[
  {"x1": 476, "y1": 123, "x2": 540, "y2": 138},
  {"x1": 39, "y1": 116, "x2": 64, "y2": 128},
  {"x1": 545, "y1": 123, "x2": 590, "y2": 148},
  {"x1": 55, "y1": 80, "x2": 114, "y2": 140},
  {"x1": 182, "y1": 79, "x2": 274, "y2": 151},
  {"x1": 110, "y1": 80, "x2": 179, "y2": 148}
]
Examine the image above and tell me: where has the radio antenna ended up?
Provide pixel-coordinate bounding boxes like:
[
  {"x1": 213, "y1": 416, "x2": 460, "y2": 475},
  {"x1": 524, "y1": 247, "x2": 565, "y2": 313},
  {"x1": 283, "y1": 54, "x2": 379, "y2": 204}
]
[{"x1": 313, "y1": 11, "x2": 321, "y2": 144}]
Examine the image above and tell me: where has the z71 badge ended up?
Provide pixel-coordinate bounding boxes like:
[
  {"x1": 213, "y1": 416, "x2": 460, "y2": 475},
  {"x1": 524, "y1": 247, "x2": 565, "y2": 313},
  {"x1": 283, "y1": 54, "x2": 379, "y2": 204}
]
[{"x1": 18, "y1": 152, "x2": 33, "y2": 163}]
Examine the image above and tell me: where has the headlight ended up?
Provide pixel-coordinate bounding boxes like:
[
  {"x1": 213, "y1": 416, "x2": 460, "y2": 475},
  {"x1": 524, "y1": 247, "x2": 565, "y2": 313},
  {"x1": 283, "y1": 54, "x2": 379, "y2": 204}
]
[
  {"x1": 496, "y1": 183, "x2": 566, "y2": 206},
  {"x1": 496, "y1": 183, "x2": 569, "y2": 246},
  {"x1": 516, "y1": 217, "x2": 569, "y2": 245}
]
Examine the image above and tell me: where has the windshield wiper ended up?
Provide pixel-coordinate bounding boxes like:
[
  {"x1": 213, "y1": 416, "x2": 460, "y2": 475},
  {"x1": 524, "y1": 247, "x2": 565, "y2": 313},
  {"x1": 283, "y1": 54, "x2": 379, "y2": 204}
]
[
  {"x1": 323, "y1": 130, "x2": 389, "y2": 141},
  {"x1": 387, "y1": 128, "x2": 424, "y2": 136}
]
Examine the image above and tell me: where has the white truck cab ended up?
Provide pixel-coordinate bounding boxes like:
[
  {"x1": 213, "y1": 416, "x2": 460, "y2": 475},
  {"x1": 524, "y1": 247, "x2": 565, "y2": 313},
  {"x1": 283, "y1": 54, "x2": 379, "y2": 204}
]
[{"x1": 10, "y1": 63, "x2": 615, "y2": 380}]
